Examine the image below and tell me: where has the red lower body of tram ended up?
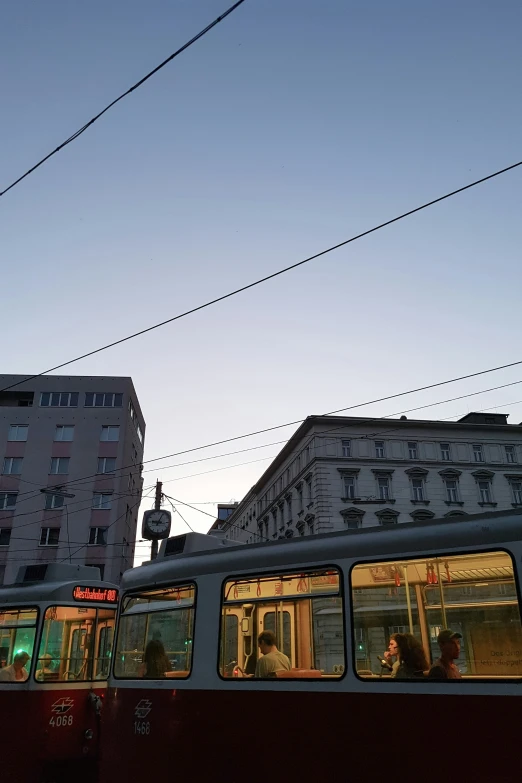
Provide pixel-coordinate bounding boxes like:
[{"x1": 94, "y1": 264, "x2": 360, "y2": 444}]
[
  {"x1": 100, "y1": 687, "x2": 519, "y2": 783},
  {"x1": 2, "y1": 686, "x2": 104, "y2": 783}
]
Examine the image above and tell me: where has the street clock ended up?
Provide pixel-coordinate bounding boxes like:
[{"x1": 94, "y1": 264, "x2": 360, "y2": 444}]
[{"x1": 142, "y1": 509, "x2": 172, "y2": 541}]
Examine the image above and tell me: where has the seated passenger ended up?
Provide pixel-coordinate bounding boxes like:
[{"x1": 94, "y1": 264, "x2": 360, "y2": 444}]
[
  {"x1": 394, "y1": 633, "x2": 428, "y2": 679},
  {"x1": 0, "y1": 651, "x2": 30, "y2": 682},
  {"x1": 35, "y1": 653, "x2": 54, "y2": 681},
  {"x1": 428, "y1": 629, "x2": 462, "y2": 679},
  {"x1": 254, "y1": 631, "x2": 291, "y2": 678},
  {"x1": 139, "y1": 639, "x2": 172, "y2": 679},
  {"x1": 382, "y1": 635, "x2": 400, "y2": 676}
]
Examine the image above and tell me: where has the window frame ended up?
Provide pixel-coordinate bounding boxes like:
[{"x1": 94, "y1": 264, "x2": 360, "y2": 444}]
[
  {"x1": 89, "y1": 527, "x2": 108, "y2": 546},
  {"x1": 45, "y1": 493, "x2": 64, "y2": 510},
  {"x1": 2, "y1": 457, "x2": 23, "y2": 475},
  {"x1": 92, "y1": 492, "x2": 113, "y2": 511},
  {"x1": 100, "y1": 426, "x2": 120, "y2": 442},
  {"x1": 407, "y1": 442, "x2": 418, "y2": 460},
  {"x1": 217, "y1": 565, "x2": 346, "y2": 682},
  {"x1": 350, "y1": 546, "x2": 522, "y2": 684},
  {"x1": 374, "y1": 441, "x2": 385, "y2": 459},
  {"x1": 49, "y1": 457, "x2": 70, "y2": 475},
  {"x1": 8, "y1": 425, "x2": 28, "y2": 442},
  {"x1": 40, "y1": 392, "x2": 79, "y2": 408},
  {"x1": 505, "y1": 446, "x2": 517, "y2": 464},
  {"x1": 341, "y1": 440, "x2": 351, "y2": 458},
  {"x1": 54, "y1": 425, "x2": 74, "y2": 442},
  {"x1": 0, "y1": 492, "x2": 18, "y2": 511},
  {"x1": 440, "y1": 443, "x2": 451, "y2": 461},
  {"x1": 0, "y1": 606, "x2": 39, "y2": 683},
  {"x1": 39, "y1": 527, "x2": 60, "y2": 547},
  {"x1": 97, "y1": 457, "x2": 116, "y2": 475},
  {"x1": 113, "y1": 581, "x2": 197, "y2": 681},
  {"x1": 472, "y1": 444, "x2": 485, "y2": 463}
]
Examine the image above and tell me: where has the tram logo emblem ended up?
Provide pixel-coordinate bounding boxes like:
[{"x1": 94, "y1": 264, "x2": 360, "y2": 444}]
[
  {"x1": 51, "y1": 697, "x2": 74, "y2": 714},
  {"x1": 134, "y1": 699, "x2": 152, "y2": 719}
]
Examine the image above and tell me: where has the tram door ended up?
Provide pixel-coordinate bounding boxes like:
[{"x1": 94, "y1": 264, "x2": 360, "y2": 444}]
[
  {"x1": 258, "y1": 604, "x2": 295, "y2": 665},
  {"x1": 95, "y1": 618, "x2": 114, "y2": 678},
  {"x1": 66, "y1": 618, "x2": 94, "y2": 679}
]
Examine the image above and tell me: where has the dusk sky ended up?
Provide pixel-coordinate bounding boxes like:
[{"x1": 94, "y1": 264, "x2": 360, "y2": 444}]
[{"x1": 2, "y1": 0, "x2": 521, "y2": 563}]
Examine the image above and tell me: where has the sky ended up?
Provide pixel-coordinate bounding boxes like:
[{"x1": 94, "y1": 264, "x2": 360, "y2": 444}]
[{"x1": 1, "y1": 0, "x2": 521, "y2": 565}]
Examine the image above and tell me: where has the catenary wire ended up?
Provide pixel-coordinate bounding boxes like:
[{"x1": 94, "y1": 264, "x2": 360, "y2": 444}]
[
  {"x1": 0, "y1": 162, "x2": 521, "y2": 397},
  {"x1": 0, "y1": 0, "x2": 247, "y2": 199}
]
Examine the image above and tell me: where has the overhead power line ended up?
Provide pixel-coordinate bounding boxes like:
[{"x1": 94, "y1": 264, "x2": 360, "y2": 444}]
[
  {"x1": 1, "y1": 162, "x2": 521, "y2": 398},
  {"x1": 12, "y1": 363, "x2": 522, "y2": 506},
  {"x1": 0, "y1": 0, "x2": 247, "y2": 199}
]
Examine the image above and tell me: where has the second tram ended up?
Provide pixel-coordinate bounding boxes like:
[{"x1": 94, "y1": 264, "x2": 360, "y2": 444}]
[{"x1": 0, "y1": 563, "x2": 118, "y2": 783}]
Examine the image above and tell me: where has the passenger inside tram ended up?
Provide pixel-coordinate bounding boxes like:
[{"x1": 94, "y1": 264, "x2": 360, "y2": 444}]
[
  {"x1": 35, "y1": 654, "x2": 54, "y2": 681},
  {"x1": 139, "y1": 639, "x2": 172, "y2": 678},
  {"x1": 393, "y1": 633, "x2": 429, "y2": 679},
  {"x1": 254, "y1": 631, "x2": 291, "y2": 678},
  {"x1": 352, "y1": 549, "x2": 522, "y2": 680},
  {"x1": 0, "y1": 651, "x2": 30, "y2": 682}
]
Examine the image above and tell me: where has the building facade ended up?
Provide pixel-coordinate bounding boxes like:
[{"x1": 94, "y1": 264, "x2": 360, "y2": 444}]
[
  {"x1": 0, "y1": 375, "x2": 145, "y2": 584},
  {"x1": 216, "y1": 412, "x2": 522, "y2": 543}
]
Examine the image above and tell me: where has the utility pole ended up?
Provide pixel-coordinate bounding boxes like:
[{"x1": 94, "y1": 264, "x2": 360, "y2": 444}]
[{"x1": 151, "y1": 480, "x2": 163, "y2": 560}]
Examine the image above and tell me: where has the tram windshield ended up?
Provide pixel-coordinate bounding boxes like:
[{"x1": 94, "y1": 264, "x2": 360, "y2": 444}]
[
  {"x1": 36, "y1": 606, "x2": 116, "y2": 681},
  {"x1": 115, "y1": 584, "x2": 195, "y2": 679},
  {"x1": 220, "y1": 569, "x2": 345, "y2": 678},
  {"x1": 351, "y1": 549, "x2": 522, "y2": 680},
  {"x1": 0, "y1": 608, "x2": 37, "y2": 683}
]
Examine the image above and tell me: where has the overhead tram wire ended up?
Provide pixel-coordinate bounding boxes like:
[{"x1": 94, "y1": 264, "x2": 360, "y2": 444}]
[
  {"x1": 164, "y1": 496, "x2": 195, "y2": 533},
  {"x1": 163, "y1": 493, "x2": 272, "y2": 543},
  {"x1": 0, "y1": 0, "x2": 247, "y2": 199},
  {"x1": 10, "y1": 362, "x2": 522, "y2": 506},
  {"x1": 0, "y1": 161, "x2": 521, "y2": 399}
]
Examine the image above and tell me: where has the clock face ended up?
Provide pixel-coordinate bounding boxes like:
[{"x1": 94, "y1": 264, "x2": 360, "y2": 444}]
[{"x1": 147, "y1": 511, "x2": 170, "y2": 533}]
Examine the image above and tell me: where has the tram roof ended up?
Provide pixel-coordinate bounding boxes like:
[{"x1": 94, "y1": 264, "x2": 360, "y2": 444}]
[
  {"x1": 121, "y1": 508, "x2": 522, "y2": 592},
  {"x1": 0, "y1": 579, "x2": 119, "y2": 605}
]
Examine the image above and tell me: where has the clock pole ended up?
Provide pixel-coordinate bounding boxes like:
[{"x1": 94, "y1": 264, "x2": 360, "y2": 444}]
[{"x1": 151, "y1": 480, "x2": 163, "y2": 560}]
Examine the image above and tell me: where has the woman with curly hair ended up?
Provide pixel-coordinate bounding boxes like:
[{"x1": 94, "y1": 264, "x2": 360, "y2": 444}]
[{"x1": 392, "y1": 632, "x2": 428, "y2": 679}]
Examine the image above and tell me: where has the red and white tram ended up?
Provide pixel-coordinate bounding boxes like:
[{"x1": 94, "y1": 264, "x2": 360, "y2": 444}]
[
  {"x1": 102, "y1": 510, "x2": 522, "y2": 783},
  {"x1": 0, "y1": 562, "x2": 118, "y2": 783}
]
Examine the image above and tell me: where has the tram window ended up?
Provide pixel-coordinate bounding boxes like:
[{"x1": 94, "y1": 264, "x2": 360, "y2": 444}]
[
  {"x1": 36, "y1": 606, "x2": 116, "y2": 682},
  {"x1": 220, "y1": 569, "x2": 345, "y2": 679},
  {"x1": 351, "y1": 550, "x2": 522, "y2": 680},
  {"x1": 115, "y1": 584, "x2": 195, "y2": 679},
  {"x1": 0, "y1": 608, "x2": 37, "y2": 683}
]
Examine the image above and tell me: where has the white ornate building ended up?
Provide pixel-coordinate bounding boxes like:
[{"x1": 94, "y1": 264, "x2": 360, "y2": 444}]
[{"x1": 214, "y1": 412, "x2": 522, "y2": 543}]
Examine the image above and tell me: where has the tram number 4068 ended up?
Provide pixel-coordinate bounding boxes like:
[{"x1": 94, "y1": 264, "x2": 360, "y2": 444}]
[
  {"x1": 134, "y1": 721, "x2": 151, "y2": 735},
  {"x1": 50, "y1": 715, "x2": 74, "y2": 727}
]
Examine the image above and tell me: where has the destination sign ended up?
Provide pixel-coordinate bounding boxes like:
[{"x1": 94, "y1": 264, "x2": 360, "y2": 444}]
[{"x1": 72, "y1": 586, "x2": 119, "y2": 603}]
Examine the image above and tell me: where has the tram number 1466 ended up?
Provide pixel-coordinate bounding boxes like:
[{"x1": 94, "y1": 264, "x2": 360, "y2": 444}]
[
  {"x1": 134, "y1": 721, "x2": 151, "y2": 735},
  {"x1": 50, "y1": 715, "x2": 73, "y2": 727}
]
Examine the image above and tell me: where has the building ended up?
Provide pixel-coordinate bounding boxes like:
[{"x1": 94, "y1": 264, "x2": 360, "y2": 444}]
[
  {"x1": 208, "y1": 502, "x2": 239, "y2": 535},
  {"x1": 215, "y1": 412, "x2": 522, "y2": 543},
  {"x1": 0, "y1": 375, "x2": 145, "y2": 584}
]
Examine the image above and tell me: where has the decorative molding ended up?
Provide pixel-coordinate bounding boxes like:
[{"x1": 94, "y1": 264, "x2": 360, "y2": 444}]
[
  {"x1": 304, "y1": 512, "x2": 315, "y2": 524},
  {"x1": 444, "y1": 510, "x2": 468, "y2": 518},
  {"x1": 471, "y1": 470, "x2": 495, "y2": 479},
  {"x1": 410, "y1": 509, "x2": 435, "y2": 521},
  {"x1": 340, "y1": 506, "x2": 366, "y2": 519},
  {"x1": 478, "y1": 501, "x2": 497, "y2": 507},
  {"x1": 439, "y1": 468, "x2": 462, "y2": 478},
  {"x1": 405, "y1": 467, "x2": 429, "y2": 477},
  {"x1": 410, "y1": 500, "x2": 430, "y2": 505},
  {"x1": 504, "y1": 474, "x2": 522, "y2": 481},
  {"x1": 371, "y1": 468, "x2": 394, "y2": 476},
  {"x1": 337, "y1": 467, "x2": 361, "y2": 476},
  {"x1": 358, "y1": 498, "x2": 396, "y2": 505},
  {"x1": 375, "y1": 507, "x2": 399, "y2": 519},
  {"x1": 444, "y1": 500, "x2": 465, "y2": 506}
]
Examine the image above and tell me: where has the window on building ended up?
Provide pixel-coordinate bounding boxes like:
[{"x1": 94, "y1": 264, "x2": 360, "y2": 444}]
[
  {"x1": 45, "y1": 493, "x2": 64, "y2": 510},
  {"x1": 377, "y1": 476, "x2": 391, "y2": 500},
  {"x1": 40, "y1": 392, "x2": 79, "y2": 407},
  {"x1": 375, "y1": 441, "x2": 385, "y2": 458},
  {"x1": 478, "y1": 480, "x2": 493, "y2": 504},
  {"x1": 2, "y1": 457, "x2": 23, "y2": 475},
  {"x1": 511, "y1": 481, "x2": 522, "y2": 505},
  {"x1": 85, "y1": 392, "x2": 123, "y2": 408},
  {"x1": 341, "y1": 508, "x2": 364, "y2": 529},
  {"x1": 220, "y1": 569, "x2": 344, "y2": 679},
  {"x1": 376, "y1": 509, "x2": 398, "y2": 525},
  {"x1": 40, "y1": 527, "x2": 60, "y2": 546},
  {"x1": 351, "y1": 549, "x2": 522, "y2": 680},
  {"x1": 473, "y1": 445, "x2": 484, "y2": 463},
  {"x1": 305, "y1": 476, "x2": 313, "y2": 504},
  {"x1": 440, "y1": 443, "x2": 451, "y2": 461},
  {"x1": 8, "y1": 425, "x2": 28, "y2": 442},
  {"x1": 100, "y1": 426, "x2": 119, "y2": 442},
  {"x1": 49, "y1": 457, "x2": 70, "y2": 475},
  {"x1": 0, "y1": 493, "x2": 17, "y2": 510},
  {"x1": 445, "y1": 479, "x2": 460, "y2": 503},
  {"x1": 411, "y1": 478, "x2": 425, "y2": 501},
  {"x1": 97, "y1": 457, "x2": 116, "y2": 474},
  {"x1": 408, "y1": 442, "x2": 418, "y2": 460},
  {"x1": 0, "y1": 528, "x2": 12, "y2": 546},
  {"x1": 342, "y1": 440, "x2": 351, "y2": 458},
  {"x1": 89, "y1": 527, "x2": 108, "y2": 545},
  {"x1": 343, "y1": 476, "x2": 356, "y2": 500},
  {"x1": 92, "y1": 493, "x2": 112, "y2": 510},
  {"x1": 505, "y1": 446, "x2": 517, "y2": 464},
  {"x1": 115, "y1": 584, "x2": 195, "y2": 678},
  {"x1": 296, "y1": 484, "x2": 303, "y2": 512},
  {"x1": 54, "y1": 425, "x2": 74, "y2": 442}
]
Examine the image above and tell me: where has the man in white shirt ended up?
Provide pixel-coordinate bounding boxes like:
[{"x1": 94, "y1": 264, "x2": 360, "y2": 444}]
[{"x1": 0, "y1": 651, "x2": 30, "y2": 682}]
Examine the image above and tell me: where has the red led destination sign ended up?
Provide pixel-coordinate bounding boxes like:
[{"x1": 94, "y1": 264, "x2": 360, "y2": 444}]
[{"x1": 72, "y1": 586, "x2": 119, "y2": 603}]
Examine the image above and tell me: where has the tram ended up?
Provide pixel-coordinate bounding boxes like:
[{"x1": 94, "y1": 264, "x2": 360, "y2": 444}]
[
  {"x1": 0, "y1": 562, "x2": 118, "y2": 783},
  {"x1": 101, "y1": 509, "x2": 522, "y2": 783}
]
